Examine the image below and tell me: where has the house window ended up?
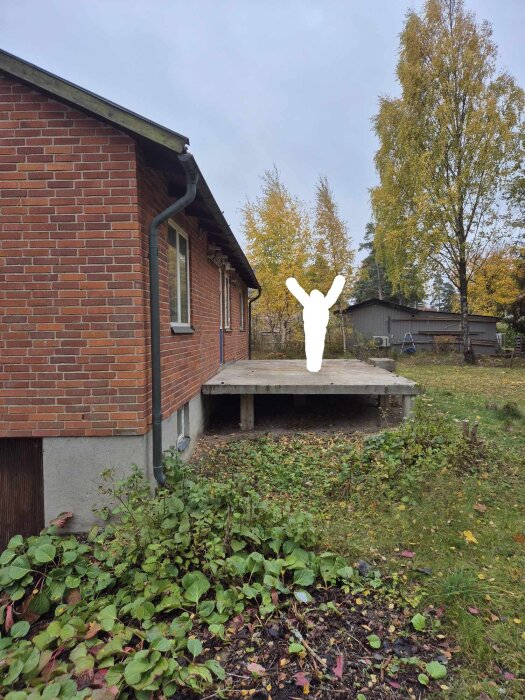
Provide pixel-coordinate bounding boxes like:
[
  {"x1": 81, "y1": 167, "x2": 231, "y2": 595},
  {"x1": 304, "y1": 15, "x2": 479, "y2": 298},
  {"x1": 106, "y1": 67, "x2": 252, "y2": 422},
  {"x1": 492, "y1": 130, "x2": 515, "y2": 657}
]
[
  {"x1": 239, "y1": 290, "x2": 245, "y2": 330},
  {"x1": 223, "y1": 273, "x2": 231, "y2": 329},
  {"x1": 168, "y1": 224, "x2": 190, "y2": 327},
  {"x1": 176, "y1": 403, "x2": 190, "y2": 452}
]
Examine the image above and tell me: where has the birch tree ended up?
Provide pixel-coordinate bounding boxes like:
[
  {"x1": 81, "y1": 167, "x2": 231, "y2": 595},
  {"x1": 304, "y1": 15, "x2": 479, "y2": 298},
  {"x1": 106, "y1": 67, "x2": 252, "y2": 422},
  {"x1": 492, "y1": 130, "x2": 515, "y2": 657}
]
[
  {"x1": 311, "y1": 176, "x2": 354, "y2": 352},
  {"x1": 242, "y1": 167, "x2": 311, "y2": 344},
  {"x1": 371, "y1": 0, "x2": 524, "y2": 360}
]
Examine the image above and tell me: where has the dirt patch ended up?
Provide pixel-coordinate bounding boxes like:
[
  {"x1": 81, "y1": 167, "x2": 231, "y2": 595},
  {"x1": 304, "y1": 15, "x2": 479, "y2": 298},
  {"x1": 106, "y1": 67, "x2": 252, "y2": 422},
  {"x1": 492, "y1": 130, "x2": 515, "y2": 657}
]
[
  {"x1": 203, "y1": 394, "x2": 403, "y2": 440},
  {"x1": 177, "y1": 587, "x2": 452, "y2": 699}
]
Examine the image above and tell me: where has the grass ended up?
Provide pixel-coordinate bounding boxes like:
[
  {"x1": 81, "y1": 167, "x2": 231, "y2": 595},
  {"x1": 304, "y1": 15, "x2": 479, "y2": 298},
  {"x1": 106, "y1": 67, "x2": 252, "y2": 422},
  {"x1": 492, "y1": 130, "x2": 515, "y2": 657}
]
[
  {"x1": 195, "y1": 360, "x2": 525, "y2": 700},
  {"x1": 398, "y1": 357, "x2": 525, "y2": 452}
]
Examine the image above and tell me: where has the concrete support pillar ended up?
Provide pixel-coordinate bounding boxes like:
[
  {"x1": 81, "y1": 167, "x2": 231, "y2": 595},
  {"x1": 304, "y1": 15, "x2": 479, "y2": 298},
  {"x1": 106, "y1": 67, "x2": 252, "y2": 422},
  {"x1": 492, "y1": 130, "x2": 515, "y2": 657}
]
[
  {"x1": 378, "y1": 394, "x2": 390, "y2": 410},
  {"x1": 402, "y1": 395, "x2": 415, "y2": 419},
  {"x1": 240, "y1": 394, "x2": 254, "y2": 431}
]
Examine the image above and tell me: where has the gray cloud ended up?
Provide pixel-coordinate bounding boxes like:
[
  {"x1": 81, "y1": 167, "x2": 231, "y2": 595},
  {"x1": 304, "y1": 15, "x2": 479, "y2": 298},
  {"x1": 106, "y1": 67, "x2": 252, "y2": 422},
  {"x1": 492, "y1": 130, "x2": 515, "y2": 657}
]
[{"x1": 1, "y1": 0, "x2": 523, "y2": 262}]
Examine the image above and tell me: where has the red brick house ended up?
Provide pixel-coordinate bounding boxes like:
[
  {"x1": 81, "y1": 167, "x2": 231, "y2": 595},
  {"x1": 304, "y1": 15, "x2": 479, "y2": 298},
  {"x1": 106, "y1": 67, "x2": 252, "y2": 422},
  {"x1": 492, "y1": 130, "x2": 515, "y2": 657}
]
[{"x1": 0, "y1": 49, "x2": 259, "y2": 542}]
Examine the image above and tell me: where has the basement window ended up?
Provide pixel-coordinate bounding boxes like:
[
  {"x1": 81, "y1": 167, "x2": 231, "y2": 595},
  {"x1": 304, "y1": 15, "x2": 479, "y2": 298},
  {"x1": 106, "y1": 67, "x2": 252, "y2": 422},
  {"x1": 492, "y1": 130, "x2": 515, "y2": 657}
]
[
  {"x1": 176, "y1": 403, "x2": 190, "y2": 452},
  {"x1": 168, "y1": 223, "x2": 191, "y2": 328}
]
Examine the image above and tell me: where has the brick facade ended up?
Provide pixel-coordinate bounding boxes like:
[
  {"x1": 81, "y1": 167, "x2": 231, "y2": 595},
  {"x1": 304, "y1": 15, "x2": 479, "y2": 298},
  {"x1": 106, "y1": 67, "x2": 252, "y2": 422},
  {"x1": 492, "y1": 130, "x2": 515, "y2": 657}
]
[
  {"x1": 136, "y1": 153, "x2": 248, "y2": 423},
  {"x1": 0, "y1": 75, "x2": 249, "y2": 439}
]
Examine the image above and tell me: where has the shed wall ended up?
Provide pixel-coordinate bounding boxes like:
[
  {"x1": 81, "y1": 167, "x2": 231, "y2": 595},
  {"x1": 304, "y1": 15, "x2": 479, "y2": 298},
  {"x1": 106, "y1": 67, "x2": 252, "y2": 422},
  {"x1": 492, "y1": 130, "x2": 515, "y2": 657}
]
[{"x1": 346, "y1": 304, "x2": 498, "y2": 354}]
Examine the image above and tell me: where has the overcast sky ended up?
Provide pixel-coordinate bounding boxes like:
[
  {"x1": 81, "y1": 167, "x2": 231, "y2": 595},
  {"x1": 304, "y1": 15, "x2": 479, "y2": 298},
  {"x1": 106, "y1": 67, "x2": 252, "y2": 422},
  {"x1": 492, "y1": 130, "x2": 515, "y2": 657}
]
[{"x1": 1, "y1": 1, "x2": 524, "y2": 263}]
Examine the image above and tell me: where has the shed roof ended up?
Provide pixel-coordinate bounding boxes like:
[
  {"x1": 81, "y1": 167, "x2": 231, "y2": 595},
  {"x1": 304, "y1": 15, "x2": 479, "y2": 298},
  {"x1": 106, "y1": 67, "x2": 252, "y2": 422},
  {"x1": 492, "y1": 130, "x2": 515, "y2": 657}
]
[
  {"x1": 0, "y1": 49, "x2": 259, "y2": 289},
  {"x1": 343, "y1": 298, "x2": 500, "y2": 322}
]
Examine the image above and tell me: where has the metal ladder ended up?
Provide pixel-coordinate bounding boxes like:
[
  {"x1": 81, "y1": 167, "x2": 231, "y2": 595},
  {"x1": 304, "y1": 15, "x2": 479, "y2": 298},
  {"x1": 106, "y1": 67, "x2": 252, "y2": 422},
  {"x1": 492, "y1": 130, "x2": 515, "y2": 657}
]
[{"x1": 401, "y1": 332, "x2": 416, "y2": 353}]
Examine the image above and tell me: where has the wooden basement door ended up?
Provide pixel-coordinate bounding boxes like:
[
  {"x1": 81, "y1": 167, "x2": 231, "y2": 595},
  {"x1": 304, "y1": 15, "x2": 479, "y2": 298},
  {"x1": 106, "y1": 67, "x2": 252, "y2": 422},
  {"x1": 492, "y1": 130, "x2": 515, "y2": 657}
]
[{"x1": 0, "y1": 438, "x2": 44, "y2": 550}]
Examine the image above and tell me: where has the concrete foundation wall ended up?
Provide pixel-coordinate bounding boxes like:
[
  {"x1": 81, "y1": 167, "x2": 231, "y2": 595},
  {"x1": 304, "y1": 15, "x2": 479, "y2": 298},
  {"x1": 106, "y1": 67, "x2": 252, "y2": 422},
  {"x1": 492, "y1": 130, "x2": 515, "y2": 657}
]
[{"x1": 43, "y1": 392, "x2": 206, "y2": 532}]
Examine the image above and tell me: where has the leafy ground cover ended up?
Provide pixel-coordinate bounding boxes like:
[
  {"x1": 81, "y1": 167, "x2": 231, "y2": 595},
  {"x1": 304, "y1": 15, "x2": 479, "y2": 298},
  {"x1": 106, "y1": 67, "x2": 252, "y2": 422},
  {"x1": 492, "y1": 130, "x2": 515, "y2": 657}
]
[
  {"x1": 1, "y1": 361, "x2": 522, "y2": 699},
  {"x1": 1, "y1": 454, "x2": 446, "y2": 699},
  {"x1": 196, "y1": 362, "x2": 525, "y2": 699}
]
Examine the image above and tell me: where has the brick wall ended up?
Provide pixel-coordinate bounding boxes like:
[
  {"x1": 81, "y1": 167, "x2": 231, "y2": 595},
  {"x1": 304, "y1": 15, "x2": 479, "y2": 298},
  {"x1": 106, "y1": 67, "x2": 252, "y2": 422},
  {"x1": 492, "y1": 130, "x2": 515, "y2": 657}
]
[
  {"x1": 0, "y1": 74, "x2": 249, "y2": 438},
  {"x1": 0, "y1": 75, "x2": 146, "y2": 437},
  {"x1": 136, "y1": 153, "x2": 249, "y2": 421}
]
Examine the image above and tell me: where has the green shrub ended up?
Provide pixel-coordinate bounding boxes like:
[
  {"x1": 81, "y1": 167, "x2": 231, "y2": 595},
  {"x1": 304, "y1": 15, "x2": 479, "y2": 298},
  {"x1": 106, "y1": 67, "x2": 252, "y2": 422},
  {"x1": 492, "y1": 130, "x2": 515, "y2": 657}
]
[{"x1": 0, "y1": 453, "x2": 361, "y2": 698}]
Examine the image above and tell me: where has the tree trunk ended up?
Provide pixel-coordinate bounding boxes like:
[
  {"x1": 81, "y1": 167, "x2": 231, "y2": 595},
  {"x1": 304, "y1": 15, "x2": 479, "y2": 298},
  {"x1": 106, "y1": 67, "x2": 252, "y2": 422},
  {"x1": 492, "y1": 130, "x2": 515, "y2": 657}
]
[
  {"x1": 280, "y1": 320, "x2": 287, "y2": 350},
  {"x1": 375, "y1": 258, "x2": 383, "y2": 300},
  {"x1": 458, "y1": 255, "x2": 475, "y2": 364}
]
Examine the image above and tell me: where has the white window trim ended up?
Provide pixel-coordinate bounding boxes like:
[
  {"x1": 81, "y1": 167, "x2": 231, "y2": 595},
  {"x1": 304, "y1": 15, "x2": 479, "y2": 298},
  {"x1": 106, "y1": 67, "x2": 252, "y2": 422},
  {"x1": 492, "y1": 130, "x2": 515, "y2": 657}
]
[
  {"x1": 168, "y1": 222, "x2": 191, "y2": 328},
  {"x1": 219, "y1": 266, "x2": 223, "y2": 330},
  {"x1": 224, "y1": 273, "x2": 231, "y2": 330},
  {"x1": 239, "y1": 289, "x2": 245, "y2": 330}
]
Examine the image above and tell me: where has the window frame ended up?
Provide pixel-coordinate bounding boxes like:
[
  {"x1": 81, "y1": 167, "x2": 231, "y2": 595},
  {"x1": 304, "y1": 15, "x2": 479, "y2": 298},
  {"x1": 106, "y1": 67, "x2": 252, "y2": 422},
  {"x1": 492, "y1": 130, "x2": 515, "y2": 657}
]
[
  {"x1": 239, "y1": 289, "x2": 245, "y2": 331},
  {"x1": 219, "y1": 266, "x2": 224, "y2": 330},
  {"x1": 223, "y1": 272, "x2": 231, "y2": 330},
  {"x1": 168, "y1": 222, "x2": 191, "y2": 329}
]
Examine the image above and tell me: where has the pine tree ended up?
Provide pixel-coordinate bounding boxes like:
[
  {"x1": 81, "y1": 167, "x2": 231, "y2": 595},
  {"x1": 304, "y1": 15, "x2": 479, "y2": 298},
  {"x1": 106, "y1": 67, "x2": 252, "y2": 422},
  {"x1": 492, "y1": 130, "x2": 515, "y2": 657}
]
[
  {"x1": 430, "y1": 274, "x2": 457, "y2": 311},
  {"x1": 353, "y1": 224, "x2": 423, "y2": 305}
]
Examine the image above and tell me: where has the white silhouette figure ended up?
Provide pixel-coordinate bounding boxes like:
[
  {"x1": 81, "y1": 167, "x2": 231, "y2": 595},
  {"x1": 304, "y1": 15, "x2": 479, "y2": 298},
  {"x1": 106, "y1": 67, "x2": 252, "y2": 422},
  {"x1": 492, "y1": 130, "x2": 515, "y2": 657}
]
[{"x1": 286, "y1": 275, "x2": 346, "y2": 372}]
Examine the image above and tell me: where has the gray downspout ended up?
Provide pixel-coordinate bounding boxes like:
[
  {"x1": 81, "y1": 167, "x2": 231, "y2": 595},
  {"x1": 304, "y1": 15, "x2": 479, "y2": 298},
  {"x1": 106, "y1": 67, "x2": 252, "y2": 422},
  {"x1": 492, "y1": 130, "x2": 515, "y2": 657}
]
[
  {"x1": 150, "y1": 152, "x2": 199, "y2": 485},
  {"x1": 248, "y1": 288, "x2": 261, "y2": 360}
]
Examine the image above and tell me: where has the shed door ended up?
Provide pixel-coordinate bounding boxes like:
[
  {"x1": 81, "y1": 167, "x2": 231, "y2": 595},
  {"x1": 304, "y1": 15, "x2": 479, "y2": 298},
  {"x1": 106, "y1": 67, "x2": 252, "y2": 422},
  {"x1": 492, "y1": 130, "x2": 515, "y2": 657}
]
[{"x1": 0, "y1": 438, "x2": 44, "y2": 550}]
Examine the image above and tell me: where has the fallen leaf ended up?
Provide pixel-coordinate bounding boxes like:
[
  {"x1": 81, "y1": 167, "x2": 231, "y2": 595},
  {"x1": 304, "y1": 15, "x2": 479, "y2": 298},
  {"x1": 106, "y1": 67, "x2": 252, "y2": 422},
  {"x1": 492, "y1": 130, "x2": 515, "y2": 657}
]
[
  {"x1": 49, "y1": 511, "x2": 73, "y2": 528},
  {"x1": 400, "y1": 550, "x2": 415, "y2": 558},
  {"x1": 67, "y1": 588, "x2": 81, "y2": 605},
  {"x1": 333, "y1": 654, "x2": 344, "y2": 678},
  {"x1": 5, "y1": 603, "x2": 14, "y2": 633},
  {"x1": 91, "y1": 689, "x2": 119, "y2": 700},
  {"x1": 474, "y1": 503, "x2": 487, "y2": 513},
  {"x1": 247, "y1": 662, "x2": 266, "y2": 675},
  {"x1": 462, "y1": 530, "x2": 478, "y2": 544},
  {"x1": 76, "y1": 668, "x2": 95, "y2": 690},
  {"x1": 468, "y1": 607, "x2": 479, "y2": 615},
  {"x1": 85, "y1": 622, "x2": 102, "y2": 640},
  {"x1": 294, "y1": 671, "x2": 310, "y2": 687},
  {"x1": 512, "y1": 532, "x2": 525, "y2": 543},
  {"x1": 503, "y1": 671, "x2": 515, "y2": 680}
]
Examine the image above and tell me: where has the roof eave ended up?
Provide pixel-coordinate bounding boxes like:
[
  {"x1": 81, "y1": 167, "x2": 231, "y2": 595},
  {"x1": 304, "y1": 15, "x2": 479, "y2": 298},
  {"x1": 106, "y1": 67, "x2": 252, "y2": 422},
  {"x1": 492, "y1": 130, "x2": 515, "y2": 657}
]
[
  {"x1": 344, "y1": 298, "x2": 500, "y2": 321},
  {"x1": 0, "y1": 49, "x2": 189, "y2": 154},
  {"x1": 195, "y1": 170, "x2": 260, "y2": 290},
  {"x1": 0, "y1": 48, "x2": 259, "y2": 290}
]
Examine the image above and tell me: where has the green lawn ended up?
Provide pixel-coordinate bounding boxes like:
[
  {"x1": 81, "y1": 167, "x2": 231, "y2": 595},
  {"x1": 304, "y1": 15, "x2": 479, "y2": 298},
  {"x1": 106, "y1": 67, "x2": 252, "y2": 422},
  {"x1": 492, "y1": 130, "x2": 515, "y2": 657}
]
[
  {"x1": 196, "y1": 361, "x2": 525, "y2": 699},
  {"x1": 398, "y1": 359, "x2": 525, "y2": 452}
]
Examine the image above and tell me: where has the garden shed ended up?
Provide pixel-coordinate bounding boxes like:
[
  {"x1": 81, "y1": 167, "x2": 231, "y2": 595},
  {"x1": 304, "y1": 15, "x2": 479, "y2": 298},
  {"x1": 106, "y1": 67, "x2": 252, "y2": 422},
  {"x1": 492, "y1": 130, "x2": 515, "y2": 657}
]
[{"x1": 343, "y1": 299, "x2": 500, "y2": 355}]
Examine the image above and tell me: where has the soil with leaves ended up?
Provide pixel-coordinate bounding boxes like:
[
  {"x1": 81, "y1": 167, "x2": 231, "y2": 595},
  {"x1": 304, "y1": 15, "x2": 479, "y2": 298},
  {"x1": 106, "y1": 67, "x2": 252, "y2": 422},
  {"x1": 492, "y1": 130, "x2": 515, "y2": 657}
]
[
  {"x1": 0, "y1": 453, "x2": 452, "y2": 699},
  {"x1": 196, "y1": 365, "x2": 525, "y2": 700}
]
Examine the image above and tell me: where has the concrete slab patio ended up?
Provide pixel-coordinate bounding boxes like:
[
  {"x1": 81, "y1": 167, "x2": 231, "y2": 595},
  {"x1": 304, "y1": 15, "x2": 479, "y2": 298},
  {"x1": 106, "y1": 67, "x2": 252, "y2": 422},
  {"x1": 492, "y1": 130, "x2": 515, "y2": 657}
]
[{"x1": 202, "y1": 359, "x2": 421, "y2": 430}]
